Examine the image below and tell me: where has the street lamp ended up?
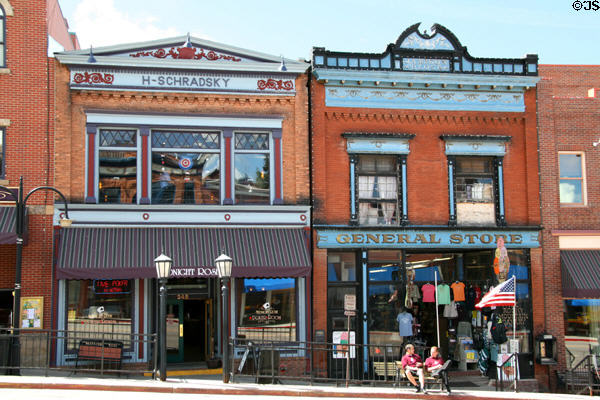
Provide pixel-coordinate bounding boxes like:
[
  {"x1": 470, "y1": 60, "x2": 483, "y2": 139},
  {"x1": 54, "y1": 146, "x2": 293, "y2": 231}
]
[
  {"x1": 154, "y1": 253, "x2": 172, "y2": 382},
  {"x1": 215, "y1": 253, "x2": 232, "y2": 383},
  {"x1": 0, "y1": 176, "x2": 71, "y2": 374}
]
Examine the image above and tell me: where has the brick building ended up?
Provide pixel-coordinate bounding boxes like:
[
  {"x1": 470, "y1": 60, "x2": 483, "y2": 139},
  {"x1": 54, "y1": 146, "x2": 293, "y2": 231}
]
[
  {"x1": 51, "y1": 36, "x2": 310, "y2": 366},
  {"x1": 537, "y1": 65, "x2": 600, "y2": 387},
  {"x1": 310, "y1": 23, "x2": 545, "y2": 386},
  {"x1": 0, "y1": 0, "x2": 76, "y2": 332}
]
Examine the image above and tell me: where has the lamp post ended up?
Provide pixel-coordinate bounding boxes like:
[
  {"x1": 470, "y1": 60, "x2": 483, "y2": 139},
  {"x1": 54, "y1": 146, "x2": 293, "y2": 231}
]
[
  {"x1": 154, "y1": 253, "x2": 172, "y2": 382},
  {"x1": 0, "y1": 176, "x2": 71, "y2": 374},
  {"x1": 215, "y1": 253, "x2": 232, "y2": 383}
]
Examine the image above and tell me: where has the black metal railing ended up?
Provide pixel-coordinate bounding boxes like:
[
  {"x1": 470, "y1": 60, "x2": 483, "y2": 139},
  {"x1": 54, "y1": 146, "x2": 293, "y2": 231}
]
[
  {"x1": 229, "y1": 337, "x2": 433, "y2": 387},
  {"x1": 0, "y1": 328, "x2": 157, "y2": 377},
  {"x1": 565, "y1": 353, "x2": 600, "y2": 396},
  {"x1": 496, "y1": 352, "x2": 519, "y2": 392}
]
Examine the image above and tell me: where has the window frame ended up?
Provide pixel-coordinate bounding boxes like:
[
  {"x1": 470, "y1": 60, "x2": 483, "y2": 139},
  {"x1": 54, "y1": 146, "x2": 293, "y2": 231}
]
[
  {"x1": 232, "y1": 130, "x2": 274, "y2": 205},
  {"x1": 454, "y1": 156, "x2": 496, "y2": 204},
  {"x1": 149, "y1": 129, "x2": 222, "y2": 205},
  {"x1": 558, "y1": 151, "x2": 587, "y2": 206},
  {"x1": 355, "y1": 154, "x2": 402, "y2": 226},
  {"x1": 96, "y1": 127, "x2": 140, "y2": 204}
]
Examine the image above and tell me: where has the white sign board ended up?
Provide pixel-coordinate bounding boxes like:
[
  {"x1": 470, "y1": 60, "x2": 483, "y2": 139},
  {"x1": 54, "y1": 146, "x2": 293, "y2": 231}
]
[
  {"x1": 344, "y1": 294, "x2": 356, "y2": 311},
  {"x1": 332, "y1": 331, "x2": 356, "y2": 359}
]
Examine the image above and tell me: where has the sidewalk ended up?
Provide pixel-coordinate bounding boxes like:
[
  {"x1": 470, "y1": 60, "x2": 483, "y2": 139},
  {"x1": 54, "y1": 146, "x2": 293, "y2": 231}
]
[{"x1": 0, "y1": 375, "x2": 589, "y2": 400}]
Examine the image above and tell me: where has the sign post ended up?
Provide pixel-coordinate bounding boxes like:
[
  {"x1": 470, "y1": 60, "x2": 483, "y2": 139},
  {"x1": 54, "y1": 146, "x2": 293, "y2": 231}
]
[{"x1": 344, "y1": 294, "x2": 356, "y2": 387}]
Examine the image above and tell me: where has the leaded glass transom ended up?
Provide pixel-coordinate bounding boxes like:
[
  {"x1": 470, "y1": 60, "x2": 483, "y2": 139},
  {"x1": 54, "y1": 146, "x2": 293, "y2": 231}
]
[
  {"x1": 235, "y1": 133, "x2": 269, "y2": 150},
  {"x1": 152, "y1": 131, "x2": 220, "y2": 150},
  {"x1": 99, "y1": 129, "x2": 137, "y2": 147}
]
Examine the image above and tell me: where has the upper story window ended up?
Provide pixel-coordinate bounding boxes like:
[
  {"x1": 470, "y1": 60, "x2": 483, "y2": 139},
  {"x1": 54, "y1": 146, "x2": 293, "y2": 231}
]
[
  {"x1": 559, "y1": 152, "x2": 586, "y2": 205},
  {"x1": 151, "y1": 131, "x2": 220, "y2": 204},
  {"x1": 357, "y1": 155, "x2": 398, "y2": 225},
  {"x1": 98, "y1": 129, "x2": 137, "y2": 204},
  {"x1": 454, "y1": 156, "x2": 496, "y2": 225},
  {"x1": 0, "y1": 6, "x2": 5, "y2": 67},
  {"x1": 234, "y1": 132, "x2": 270, "y2": 204}
]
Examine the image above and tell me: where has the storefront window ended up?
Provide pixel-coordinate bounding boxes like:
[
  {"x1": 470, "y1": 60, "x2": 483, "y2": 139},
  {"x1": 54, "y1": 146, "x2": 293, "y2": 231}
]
[
  {"x1": 564, "y1": 299, "x2": 600, "y2": 364},
  {"x1": 66, "y1": 280, "x2": 133, "y2": 350},
  {"x1": 151, "y1": 131, "x2": 220, "y2": 204},
  {"x1": 236, "y1": 278, "x2": 296, "y2": 341}
]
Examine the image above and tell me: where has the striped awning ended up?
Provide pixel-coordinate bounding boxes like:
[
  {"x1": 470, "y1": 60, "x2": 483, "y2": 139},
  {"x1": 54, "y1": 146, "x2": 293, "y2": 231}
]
[
  {"x1": 56, "y1": 227, "x2": 311, "y2": 280},
  {"x1": 561, "y1": 250, "x2": 600, "y2": 298},
  {"x1": 0, "y1": 207, "x2": 17, "y2": 244}
]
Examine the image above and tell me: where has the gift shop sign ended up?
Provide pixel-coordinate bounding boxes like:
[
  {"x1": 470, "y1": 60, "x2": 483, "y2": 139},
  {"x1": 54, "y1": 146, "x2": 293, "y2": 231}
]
[
  {"x1": 70, "y1": 69, "x2": 296, "y2": 94},
  {"x1": 317, "y1": 229, "x2": 541, "y2": 249}
]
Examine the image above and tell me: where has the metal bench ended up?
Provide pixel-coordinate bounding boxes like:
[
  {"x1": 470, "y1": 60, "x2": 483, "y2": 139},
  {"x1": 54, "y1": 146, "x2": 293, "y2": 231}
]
[{"x1": 75, "y1": 339, "x2": 123, "y2": 373}]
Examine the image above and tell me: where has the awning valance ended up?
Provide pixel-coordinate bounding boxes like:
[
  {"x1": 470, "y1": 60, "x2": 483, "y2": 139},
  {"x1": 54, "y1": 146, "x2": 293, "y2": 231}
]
[
  {"x1": 561, "y1": 250, "x2": 600, "y2": 298},
  {"x1": 56, "y1": 227, "x2": 311, "y2": 280}
]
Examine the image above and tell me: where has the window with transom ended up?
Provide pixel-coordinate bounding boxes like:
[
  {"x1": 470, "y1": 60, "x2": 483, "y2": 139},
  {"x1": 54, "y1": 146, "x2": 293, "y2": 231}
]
[
  {"x1": 98, "y1": 129, "x2": 137, "y2": 204},
  {"x1": 234, "y1": 132, "x2": 271, "y2": 204},
  {"x1": 357, "y1": 155, "x2": 399, "y2": 225}
]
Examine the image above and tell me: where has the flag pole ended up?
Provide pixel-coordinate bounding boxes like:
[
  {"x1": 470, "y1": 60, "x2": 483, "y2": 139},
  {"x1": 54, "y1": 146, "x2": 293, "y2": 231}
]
[
  {"x1": 435, "y1": 270, "x2": 440, "y2": 348},
  {"x1": 513, "y1": 276, "x2": 516, "y2": 341}
]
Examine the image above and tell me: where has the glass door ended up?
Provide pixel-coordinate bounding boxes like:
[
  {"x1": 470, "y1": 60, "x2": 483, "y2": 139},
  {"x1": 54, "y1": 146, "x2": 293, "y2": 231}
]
[{"x1": 167, "y1": 298, "x2": 184, "y2": 363}]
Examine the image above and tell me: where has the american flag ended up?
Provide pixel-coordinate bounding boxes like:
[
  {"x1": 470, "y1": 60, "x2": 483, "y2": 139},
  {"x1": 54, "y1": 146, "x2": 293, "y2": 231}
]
[{"x1": 475, "y1": 276, "x2": 516, "y2": 308}]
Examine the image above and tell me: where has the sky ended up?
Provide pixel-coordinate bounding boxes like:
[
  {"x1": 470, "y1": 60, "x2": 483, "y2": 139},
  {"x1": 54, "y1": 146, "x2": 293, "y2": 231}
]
[{"x1": 56, "y1": 0, "x2": 599, "y2": 65}]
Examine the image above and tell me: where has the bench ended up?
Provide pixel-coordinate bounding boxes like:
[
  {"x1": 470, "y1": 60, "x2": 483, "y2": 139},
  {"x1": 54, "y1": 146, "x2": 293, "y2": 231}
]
[
  {"x1": 395, "y1": 361, "x2": 445, "y2": 391},
  {"x1": 75, "y1": 339, "x2": 124, "y2": 373},
  {"x1": 372, "y1": 361, "x2": 397, "y2": 381}
]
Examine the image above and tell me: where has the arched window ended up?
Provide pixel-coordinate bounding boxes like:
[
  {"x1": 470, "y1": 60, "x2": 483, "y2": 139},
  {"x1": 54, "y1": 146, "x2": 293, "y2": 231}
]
[{"x1": 0, "y1": 5, "x2": 5, "y2": 67}]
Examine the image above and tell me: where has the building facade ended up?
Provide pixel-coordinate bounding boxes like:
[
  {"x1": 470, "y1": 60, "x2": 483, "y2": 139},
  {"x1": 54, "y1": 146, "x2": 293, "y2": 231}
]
[
  {"x1": 538, "y1": 65, "x2": 600, "y2": 387},
  {"x1": 0, "y1": 0, "x2": 76, "y2": 332},
  {"x1": 52, "y1": 36, "x2": 311, "y2": 365},
  {"x1": 310, "y1": 23, "x2": 545, "y2": 385}
]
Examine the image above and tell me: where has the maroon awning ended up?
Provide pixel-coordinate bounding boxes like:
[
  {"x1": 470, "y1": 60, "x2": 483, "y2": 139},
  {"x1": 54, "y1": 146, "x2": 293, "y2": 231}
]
[
  {"x1": 561, "y1": 250, "x2": 600, "y2": 298},
  {"x1": 56, "y1": 227, "x2": 311, "y2": 280}
]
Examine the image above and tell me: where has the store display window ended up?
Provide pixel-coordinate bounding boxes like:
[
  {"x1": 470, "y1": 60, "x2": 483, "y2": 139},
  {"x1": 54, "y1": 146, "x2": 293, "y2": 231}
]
[
  {"x1": 65, "y1": 280, "x2": 133, "y2": 350},
  {"x1": 236, "y1": 278, "x2": 296, "y2": 341},
  {"x1": 564, "y1": 299, "x2": 600, "y2": 365}
]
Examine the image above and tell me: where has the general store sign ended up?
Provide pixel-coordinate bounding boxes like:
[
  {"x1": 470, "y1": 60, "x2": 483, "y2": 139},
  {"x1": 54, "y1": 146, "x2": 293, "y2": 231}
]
[
  {"x1": 69, "y1": 68, "x2": 296, "y2": 94},
  {"x1": 316, "y1": 229, "x2": 540, "y2": 249}
]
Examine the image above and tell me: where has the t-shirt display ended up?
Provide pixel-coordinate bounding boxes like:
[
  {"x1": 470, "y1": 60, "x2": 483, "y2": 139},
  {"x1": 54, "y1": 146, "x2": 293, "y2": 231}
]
[
  {"x1": 397, "y1": 311, "x2": 414, "y2": 337},
  {"x1": 437, "y1": 284, "x2": 451, "y2": 305},
  {"x1": 451, "y1": 281, "x2": 466, "y2": 302},
  {"x1": 421, "y1": 283, "x2": 436, "y2": 302}
]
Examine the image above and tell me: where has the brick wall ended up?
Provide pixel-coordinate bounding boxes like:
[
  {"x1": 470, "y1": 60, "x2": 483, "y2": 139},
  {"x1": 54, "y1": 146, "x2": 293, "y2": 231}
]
[
  {"x1": 0, "y1": 0, "x2": 57, "y2": 330},
  {"x1": 538, "y1": 65, "x2": 600, "y2": 388},
  {"x1": 53, "y1": 62, "x2": 310, "y2": 204}
]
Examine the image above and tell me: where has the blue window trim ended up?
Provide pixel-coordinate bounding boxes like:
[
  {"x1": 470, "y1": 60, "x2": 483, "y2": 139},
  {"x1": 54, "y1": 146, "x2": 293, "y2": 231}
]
[
  {"x1": 0, "y1": 5, "x2": 5, "y2": 68},
  {"x1": 0, "y1": 127, "x2": 4, "y2": 178}
]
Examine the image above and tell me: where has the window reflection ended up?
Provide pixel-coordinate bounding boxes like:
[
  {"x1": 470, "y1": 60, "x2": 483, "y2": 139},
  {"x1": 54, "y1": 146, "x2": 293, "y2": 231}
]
[
  {"x1": 151, "y1": 152, "x2": 220, "y2": 204},
  {"x1": 234, "y1": 153, "x2": 270, "y2": 204},
  {"x1": 98, "y1": 150, "x2": 137, "y2": 204}
]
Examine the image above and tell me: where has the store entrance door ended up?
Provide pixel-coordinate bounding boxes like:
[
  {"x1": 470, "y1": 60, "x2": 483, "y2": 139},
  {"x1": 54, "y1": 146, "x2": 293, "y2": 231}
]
[{"x1": 166, "y1": 298, "x2": 214, "y2": 364}]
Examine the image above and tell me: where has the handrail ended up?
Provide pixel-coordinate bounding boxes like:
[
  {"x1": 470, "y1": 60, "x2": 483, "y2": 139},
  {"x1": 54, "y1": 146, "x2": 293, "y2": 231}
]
[
  {"x1": 496, "y1": 352, "x2": 519, "y2": 393},
  {"x1": 566, "y1": 353, "x2": 600, "y2": 396}
]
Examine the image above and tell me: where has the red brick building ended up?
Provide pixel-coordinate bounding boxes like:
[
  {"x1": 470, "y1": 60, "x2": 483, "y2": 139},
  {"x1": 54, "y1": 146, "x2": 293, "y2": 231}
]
[
  {"x1": 310, "y1": 23, "x2": 544, "y2": 386},
  {"x1": 538, "y1": 65, "x2": 600, "y2": 388},
  {"x1": 0, "y1": 0, "x2": 77, "y2": 331},
  {"x1": 51, "y1": 36, "x2": 310, "y2": 367}
]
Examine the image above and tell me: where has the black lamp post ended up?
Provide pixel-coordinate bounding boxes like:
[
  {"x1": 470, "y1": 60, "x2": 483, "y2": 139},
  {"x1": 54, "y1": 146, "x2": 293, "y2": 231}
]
[
  {"x1": 215, "y1": 253, "x2": 232, "y2": 383},
  {"x1": 0, "y1": 176, "x2": 71, "y2": 373},
  {"x1": 154, "y1": 253, "x2": 172, "y2": 382}
]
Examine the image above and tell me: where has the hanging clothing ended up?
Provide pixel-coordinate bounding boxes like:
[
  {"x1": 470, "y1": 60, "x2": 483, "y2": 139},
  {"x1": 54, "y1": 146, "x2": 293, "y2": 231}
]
[
  {"x1": 421, "y1": 283, "x2": 436, "y2": 302},
  {"x1": 474, "y1": 286, "x2": 482, "y2": 303},
  {"x1": 437, "y1": 284, "x2": 451, "y2": 305},
  {"x1": 450, "y1": 281, "x2": 466, "y2": 302},
  {"x1": 443, "y1": 301, "x2": 458, "y2": 318},
  {"x1": 407, "y1": 282, "x2": 421, "y2": 302},
  {"x1": 397, "y1": 311, "x2": 414, "y2": 337}
]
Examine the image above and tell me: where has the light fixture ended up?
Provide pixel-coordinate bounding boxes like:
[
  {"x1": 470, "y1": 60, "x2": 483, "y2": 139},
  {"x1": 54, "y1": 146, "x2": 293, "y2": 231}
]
[
  {"x1": 215, "y1": 253, "x2": 233, "y2": 279},
  {"x1": 154, "y1": 253, "x2": 173, "y2": 280}
]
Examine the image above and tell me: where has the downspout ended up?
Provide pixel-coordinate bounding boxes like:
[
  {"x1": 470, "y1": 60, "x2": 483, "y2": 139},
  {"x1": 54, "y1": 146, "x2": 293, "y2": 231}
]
[{"x1": 307, "y1": 64, "x2": 314, "y2": 342}]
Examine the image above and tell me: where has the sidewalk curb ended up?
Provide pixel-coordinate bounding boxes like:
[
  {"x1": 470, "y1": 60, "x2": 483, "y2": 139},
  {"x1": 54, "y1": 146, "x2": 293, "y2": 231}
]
[{"x1": 0, "y1": 381, "x2": 487, "y2": 399}]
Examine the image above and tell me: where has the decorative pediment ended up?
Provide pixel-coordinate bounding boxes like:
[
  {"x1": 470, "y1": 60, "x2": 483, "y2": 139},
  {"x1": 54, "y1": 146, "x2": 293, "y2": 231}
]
[{"x1": 396, "y1": 23, "x2": 459, "y2": 51}]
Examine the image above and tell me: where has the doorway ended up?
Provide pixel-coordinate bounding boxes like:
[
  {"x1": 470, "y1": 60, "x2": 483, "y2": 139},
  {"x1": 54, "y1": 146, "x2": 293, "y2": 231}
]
[
  {"x1": 166, "y1": 298, "x2": 213, "y2": 364},
  {"x1": 0, "y1": 290, "x2": 12, "y2": 328}
]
